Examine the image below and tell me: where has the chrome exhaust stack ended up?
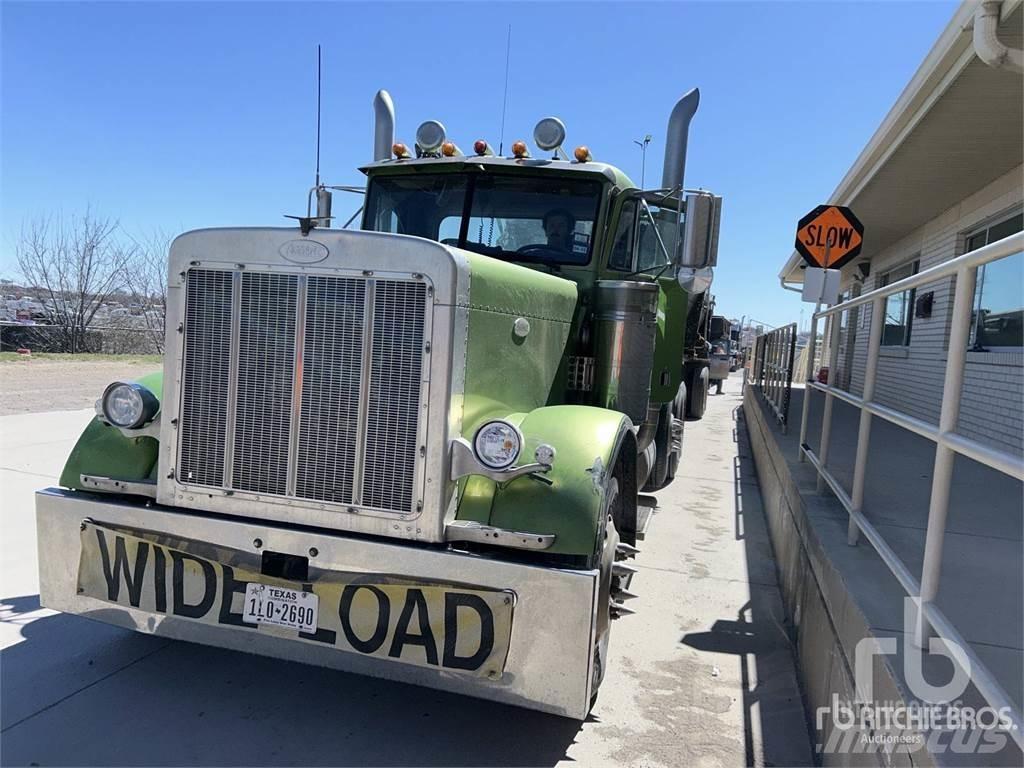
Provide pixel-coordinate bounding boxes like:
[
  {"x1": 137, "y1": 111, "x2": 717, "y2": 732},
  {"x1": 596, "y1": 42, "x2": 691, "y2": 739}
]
[
  {"x1": 660, "y1": 88, "x2": 700, "y2": 193},
  {"x1": 373, "y1": 90, "x2": 395, "y2": 161}
]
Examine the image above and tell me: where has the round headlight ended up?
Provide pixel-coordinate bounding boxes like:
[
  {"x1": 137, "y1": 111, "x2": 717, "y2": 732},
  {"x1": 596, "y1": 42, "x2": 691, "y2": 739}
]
[
  {"x1": 473, "y1": 420, "x2": 522, "y2": 470},
  {"x1": 101, "y1": 382, "x2": 158, "y2": 429}
]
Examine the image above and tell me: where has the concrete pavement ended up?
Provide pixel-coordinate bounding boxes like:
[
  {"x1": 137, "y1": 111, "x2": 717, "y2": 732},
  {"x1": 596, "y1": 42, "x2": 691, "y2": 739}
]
[{"x1": 0, "y1": 377, "x2": 811, "y2": 767}]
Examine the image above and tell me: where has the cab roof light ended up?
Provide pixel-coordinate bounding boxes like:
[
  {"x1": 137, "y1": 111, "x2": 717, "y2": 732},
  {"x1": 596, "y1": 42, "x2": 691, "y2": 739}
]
[
  {"x1": 392, "y1": 142, "x2": 411, "y2": 159},
  {"x1": 573, "y1": 145, "x2": 592, "y2": 163},
  {"x1": 533, "y1": 117, "x2": 566, "y2": 154},
  {"x1": 473, "y1": 139, "x2": 493, "y2": 156},
  {"x1": 511, "y1": 140, "x2": 530, "y2": 159},
  {"x1": 441, "y1": 141, "x2": 462, "y2": 157},
  {"x1": 415, "y1": 120, "x2": 446, "y2": 157}
]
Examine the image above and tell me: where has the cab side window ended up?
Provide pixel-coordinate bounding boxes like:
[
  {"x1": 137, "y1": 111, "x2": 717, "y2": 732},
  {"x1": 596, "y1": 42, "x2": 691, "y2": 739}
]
[
  {"x1": 636, "y1": 203, "x2": 677, "y2": 273},
  {"x1": 636, "y1": 215, "x2": 659, "y2": 273},
  {"x1": 608, "y1": 200, "x2": 638, "y2": 271}
]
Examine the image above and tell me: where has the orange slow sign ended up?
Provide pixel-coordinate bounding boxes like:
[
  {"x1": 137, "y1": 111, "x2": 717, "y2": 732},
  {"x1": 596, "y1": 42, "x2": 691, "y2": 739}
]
[{"x1": 794, "y1": 205, "x2": 865, "y2": 270}]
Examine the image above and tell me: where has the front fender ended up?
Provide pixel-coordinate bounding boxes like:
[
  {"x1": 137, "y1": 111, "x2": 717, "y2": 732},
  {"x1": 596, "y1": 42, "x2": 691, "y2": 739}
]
[
  {"x1": 459, "y1": 405, "x2": 633, "y2": 558},
  {"x1": 59, "y1": 371, "x2": 163, "y2": 490}
]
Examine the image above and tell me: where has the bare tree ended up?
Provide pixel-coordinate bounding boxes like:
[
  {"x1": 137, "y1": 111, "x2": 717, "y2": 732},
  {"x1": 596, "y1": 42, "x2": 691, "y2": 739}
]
[
  {"x1": 16, "y1": 211, "x2": 135, "y2": 353},
  {"x1": 121, "y1": 229, "x2": 171, "y2": 353}
]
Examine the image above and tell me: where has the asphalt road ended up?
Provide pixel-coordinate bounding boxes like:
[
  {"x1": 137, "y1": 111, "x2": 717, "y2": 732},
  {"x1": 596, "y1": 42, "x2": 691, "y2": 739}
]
[{"x1": 0, "y1": 376, "x2": 811, "y2": 767}]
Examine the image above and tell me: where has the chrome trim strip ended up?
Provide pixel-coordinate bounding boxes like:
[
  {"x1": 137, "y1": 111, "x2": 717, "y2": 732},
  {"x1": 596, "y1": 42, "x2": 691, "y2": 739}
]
[
  {"x1": 445, "y1": 520, "x2": 556, "y2": 550},
  {"x1": 223, "y1": 271, "x2": 242, "y2": 488},
  {"x1": 448, "y1": 438, "x2": 552, "y2": 485},
  {"x1": 285, "y1": 275, "x2": 308, "y2": 497},
  {"x1": 352, "y1": 278, "x2": 376, "y2": 505},
  {"x1": 79, "y1": 475, "x2": 157, "y2": 498}
]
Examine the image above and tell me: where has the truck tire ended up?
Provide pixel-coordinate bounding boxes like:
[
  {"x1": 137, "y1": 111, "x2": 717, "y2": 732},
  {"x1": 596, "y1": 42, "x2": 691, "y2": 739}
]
[
  {"x1": 590, "y1": 477, "x2": 621, "y2": 709},
  {"x1": 665, "y1": 382, "x2": 687, "y2": 483},
  {"x1": 687, "y1": 365, "x2": 709, "y2": 420},
  {"x1": 641, "y1": 403, "x2": 673, "y2": 492}
]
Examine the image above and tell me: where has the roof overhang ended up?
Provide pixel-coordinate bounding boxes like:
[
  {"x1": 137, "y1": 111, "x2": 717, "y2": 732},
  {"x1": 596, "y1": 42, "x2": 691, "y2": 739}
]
[{"x1": 780, "y1": 0, "x2": 1023, "y2": 285}]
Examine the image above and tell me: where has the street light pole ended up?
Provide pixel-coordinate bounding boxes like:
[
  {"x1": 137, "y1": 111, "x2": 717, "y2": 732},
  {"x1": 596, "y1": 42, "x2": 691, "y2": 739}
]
[{"x1": 633, "y1": 134, "x2": 652, "y2": 188}]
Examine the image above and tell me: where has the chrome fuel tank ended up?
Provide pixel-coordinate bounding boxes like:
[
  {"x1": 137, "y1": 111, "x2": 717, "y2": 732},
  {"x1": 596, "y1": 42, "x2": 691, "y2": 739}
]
[{"x1": 593, "y1": 280, "x2": 660, "y2": 425}]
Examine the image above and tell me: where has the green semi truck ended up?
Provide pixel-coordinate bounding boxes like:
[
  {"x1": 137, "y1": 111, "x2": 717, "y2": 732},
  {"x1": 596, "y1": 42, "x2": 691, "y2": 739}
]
[{"x1": 35, "y1": 88, "x2": 721, "y2": 718}]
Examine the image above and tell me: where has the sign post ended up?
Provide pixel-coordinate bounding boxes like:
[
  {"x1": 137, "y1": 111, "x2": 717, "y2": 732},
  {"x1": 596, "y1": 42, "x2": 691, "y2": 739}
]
[{"x1": 793, "y1": 204, "x2": 865, "y2": 465}]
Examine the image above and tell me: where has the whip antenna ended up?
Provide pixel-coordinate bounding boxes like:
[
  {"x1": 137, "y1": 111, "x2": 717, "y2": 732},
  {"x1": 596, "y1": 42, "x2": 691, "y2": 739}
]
[
  {"x1": 315, "y1": 44, "x2": 322, "y2": 188},
  {"x1": 498, "y1": 25, "x2": 511, "y2": 155}
]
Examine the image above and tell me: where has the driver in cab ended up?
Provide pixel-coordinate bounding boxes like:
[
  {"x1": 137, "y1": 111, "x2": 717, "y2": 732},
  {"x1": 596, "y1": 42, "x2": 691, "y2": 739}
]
[{"x1": 542, "y1": 209, "x2": 575, "y2": 253}]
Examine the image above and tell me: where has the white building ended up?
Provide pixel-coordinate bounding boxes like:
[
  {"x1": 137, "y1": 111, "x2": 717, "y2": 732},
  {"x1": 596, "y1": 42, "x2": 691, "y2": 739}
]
[{"x1": 779, "y1": 0, "x2": 1023, "y2": 454}]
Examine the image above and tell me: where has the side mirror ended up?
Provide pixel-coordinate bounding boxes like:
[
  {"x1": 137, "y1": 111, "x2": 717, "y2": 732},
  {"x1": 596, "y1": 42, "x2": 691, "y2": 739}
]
[{"x1": 681, "y1": 193, "x2": 722, "y2": 268}]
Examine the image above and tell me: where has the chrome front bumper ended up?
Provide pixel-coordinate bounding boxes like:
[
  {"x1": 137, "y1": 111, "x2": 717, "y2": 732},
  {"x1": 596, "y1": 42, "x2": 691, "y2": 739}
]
[{"x1": 36, "y1": 488, "x2": 599, "y2": 719}]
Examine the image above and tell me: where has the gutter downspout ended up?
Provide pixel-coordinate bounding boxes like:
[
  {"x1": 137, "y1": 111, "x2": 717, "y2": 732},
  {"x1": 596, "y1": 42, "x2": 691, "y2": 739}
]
[
  {"x1": 779, "y1": 277, "x2": 802, "y2": 293},
  {"x1": 973, "y1": 1, "x2": 1024, "y2": 74}
]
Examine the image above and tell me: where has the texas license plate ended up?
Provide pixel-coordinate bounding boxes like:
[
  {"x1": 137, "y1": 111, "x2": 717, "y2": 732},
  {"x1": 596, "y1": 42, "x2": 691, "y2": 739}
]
[{"x1": 242, "y1": 583, "x2": 319, "y2": 632}]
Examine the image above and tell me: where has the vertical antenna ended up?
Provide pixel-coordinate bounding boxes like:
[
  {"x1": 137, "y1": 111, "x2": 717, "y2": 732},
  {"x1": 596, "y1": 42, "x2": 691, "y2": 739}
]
[
  {"x1": 315, "y1": 44, "x2": 322, "y2": 188},
  {"x1": 498, "y1": 25, "x2": 511, "y2": 155}
]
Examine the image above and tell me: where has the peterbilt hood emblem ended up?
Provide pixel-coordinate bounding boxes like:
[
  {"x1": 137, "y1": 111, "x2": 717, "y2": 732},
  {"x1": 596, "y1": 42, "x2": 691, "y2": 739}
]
[{"x1": 280, "y1": 239, "x2": 329, "y2": 264}]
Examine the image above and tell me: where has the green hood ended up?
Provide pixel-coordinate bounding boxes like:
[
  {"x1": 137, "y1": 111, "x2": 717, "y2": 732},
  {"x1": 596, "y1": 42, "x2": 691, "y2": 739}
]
[{"x1": 458, "y1": 252, "x2": 578, "y2": 433}]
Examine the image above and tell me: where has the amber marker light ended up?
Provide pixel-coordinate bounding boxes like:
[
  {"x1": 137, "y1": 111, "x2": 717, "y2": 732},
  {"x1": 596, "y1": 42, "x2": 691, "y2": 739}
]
[
  {"x1": 512, "y1": 140, "x2": 529, "y2": 159},
  {"x1": 441, "y1": 141, "x2": 457, "y2": 157},
  {"x1": 392, "y1": 142, "x2": 410, "y2": 159},
  {"x1": 573, "y1": 146, "x2": 591, "y2": 163}
]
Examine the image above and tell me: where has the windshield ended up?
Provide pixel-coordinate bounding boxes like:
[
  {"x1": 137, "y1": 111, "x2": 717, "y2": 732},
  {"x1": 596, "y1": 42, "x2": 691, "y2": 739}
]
[{"x1": 363, "y1": 172, "x2": 603, "y2": 266}]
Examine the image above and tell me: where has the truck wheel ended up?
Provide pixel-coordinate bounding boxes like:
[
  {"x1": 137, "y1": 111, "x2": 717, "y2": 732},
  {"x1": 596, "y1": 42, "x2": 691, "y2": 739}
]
[
  {"x1": 687, "y1": 366, "x2": 709, "y2": 420},
  {"x1": 641, "y1": 403, "x2": 673, "y2": 492},
  {"x1": 665, "y1": 382, "x2": 686, "y2": 483},
  {"x1": 590, "y1": 477, "x2": 622, "y2": 710}
]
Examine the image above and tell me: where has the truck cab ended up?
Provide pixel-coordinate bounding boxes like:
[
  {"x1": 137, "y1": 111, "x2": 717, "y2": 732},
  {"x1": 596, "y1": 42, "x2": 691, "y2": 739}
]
[{"x1": 35, "y1": 88, "x2": 722, "y2": 719}]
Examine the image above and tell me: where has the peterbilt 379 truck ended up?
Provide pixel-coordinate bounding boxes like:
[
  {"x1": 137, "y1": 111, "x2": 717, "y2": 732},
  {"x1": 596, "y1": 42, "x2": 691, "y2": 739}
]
[{"x1": 35, "y1": 88, "x2": 721, "y2": 719}]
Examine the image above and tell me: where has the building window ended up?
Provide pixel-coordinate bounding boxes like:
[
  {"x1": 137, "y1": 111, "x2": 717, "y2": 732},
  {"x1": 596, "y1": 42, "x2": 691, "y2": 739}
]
[
  {"x1": 879, "y1": 260, "x2": 918, "y2": 346},
  {"x1": 966, "y1": 211, "x2": 1023, "y2": 350}
]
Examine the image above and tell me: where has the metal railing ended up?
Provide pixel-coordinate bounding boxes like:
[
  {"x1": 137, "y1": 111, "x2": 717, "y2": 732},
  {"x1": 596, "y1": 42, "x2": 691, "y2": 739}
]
[
  {"x1": 751, "y1": 323, "x2": 797, "y2": 432},
  {"x1": 797, "y1": 231, "x2": 1024, "y2": 746}
]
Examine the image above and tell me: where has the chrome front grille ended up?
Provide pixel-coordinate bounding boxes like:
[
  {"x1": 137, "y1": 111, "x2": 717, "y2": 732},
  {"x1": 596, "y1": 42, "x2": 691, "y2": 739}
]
[
  {"x1": 296, "y1": 276, "x2": 366, "y2": 503},
  {"x1": 177, "y1": 268, "x2": 428, "y2": 514},
  {"x1": 179, "y1": 270, "x2": 232, "y2": 487},
  {"x1": 232, "y1": 273, "x2": 297, "y2": 496},
  {"x1": 363, "y1": 281, "x2": 428, "y2": 511}
]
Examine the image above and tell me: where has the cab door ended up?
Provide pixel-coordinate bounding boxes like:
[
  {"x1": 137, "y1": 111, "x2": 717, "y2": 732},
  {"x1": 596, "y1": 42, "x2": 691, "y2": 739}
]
[{"x1": 634, "y1": 201, "x2": 687, "y2": 407}]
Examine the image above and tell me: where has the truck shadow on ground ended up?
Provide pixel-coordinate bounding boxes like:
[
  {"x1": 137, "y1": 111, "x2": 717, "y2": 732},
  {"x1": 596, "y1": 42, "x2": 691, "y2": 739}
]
[
  {"x1": 679, "y1": 404, "x2": 812, "y2": 767},
  {"x1": 0, "y1": 594, "x2": 582, "y2": 767}
]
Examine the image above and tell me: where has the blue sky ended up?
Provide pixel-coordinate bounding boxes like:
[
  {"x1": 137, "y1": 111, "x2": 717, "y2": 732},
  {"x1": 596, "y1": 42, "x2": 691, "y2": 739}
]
[{"x1": 1, "y1": 1, "x2": 958, "y2": 328}]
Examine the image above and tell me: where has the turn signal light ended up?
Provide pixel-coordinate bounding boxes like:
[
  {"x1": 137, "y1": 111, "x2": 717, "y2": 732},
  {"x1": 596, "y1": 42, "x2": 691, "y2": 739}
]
[
  {"x1": 573, "y1": 145, "x2": 591, "y2": 163},
  {"x1": 512, "y1": 140, "x2": 529, "y2": 159},
  {"x1": 392, "y1": 142, "x2": 411, "y2": 159}
]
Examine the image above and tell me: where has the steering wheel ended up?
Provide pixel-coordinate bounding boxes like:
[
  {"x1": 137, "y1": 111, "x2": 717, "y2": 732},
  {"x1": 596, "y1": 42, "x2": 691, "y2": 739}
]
[{"x1": 516, "y1": 244, "x2": 560, "y2": 259}]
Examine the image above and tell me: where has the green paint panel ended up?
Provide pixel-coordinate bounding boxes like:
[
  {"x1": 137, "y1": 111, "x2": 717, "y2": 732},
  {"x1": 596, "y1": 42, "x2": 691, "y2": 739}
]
[
  {"x1": 458, "y1": 405, "x2": 630, "y2": 557},
  {"x1": 59, "y1": 371, "x2": 163, "y2": 490},
  {"x1": 649, "y1": 276, "x2": 689, "y2": 404},
  {"x1": 461, "y1": 253, "x2": 578, "y2": 432},
  {"x1": 463, "y1": 252, "x2": 577, "y2": 320}
]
